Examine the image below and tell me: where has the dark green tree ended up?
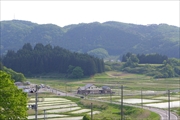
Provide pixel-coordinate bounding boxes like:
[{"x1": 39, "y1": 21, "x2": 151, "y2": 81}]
[
  {"x1": 71, "y1": 66, "x2": 84, "y2": 78},
  {"x1": 162, "y1": 64, "x2": 174, "y2": 77},
  {"x1": 124, "y1": 54, "x2": 139, "y2": 68}
]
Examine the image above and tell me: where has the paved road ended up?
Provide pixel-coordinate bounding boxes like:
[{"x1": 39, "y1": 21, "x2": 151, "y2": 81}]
[
  {"x1": 145, "y1": 107, "x2": 178, "y2": 120},
  {"x1": 39, "y1": 87, "x2": 179, "y2": 120}
]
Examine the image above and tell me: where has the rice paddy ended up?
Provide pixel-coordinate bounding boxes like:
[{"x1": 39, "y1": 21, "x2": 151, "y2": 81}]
[
  {"x1": 28, "y1": 96, "x2": 100, "y2": 120},
  {"x1": 27, "y1": 71, "x2": 180, "y2": 118}
]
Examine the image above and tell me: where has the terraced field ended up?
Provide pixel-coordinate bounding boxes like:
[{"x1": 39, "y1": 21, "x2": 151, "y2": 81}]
[
  {"x1": 28, "y1": 97, "x2": 100, "y2": 120},
  {"x1": 27, "y1": 71, "x2": 180, "y2": 118},
  {"x1": 95, "y1": 95, "x2": 180, "y2": 108}
]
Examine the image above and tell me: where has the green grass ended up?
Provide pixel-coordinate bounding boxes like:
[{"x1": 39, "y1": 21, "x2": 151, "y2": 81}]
[
  {"x1": 27, "y1": 71, "x2": 179, "y2": 92},
  {"x1": 40, "y1": 95, "x2": 160, "y2": 120}
]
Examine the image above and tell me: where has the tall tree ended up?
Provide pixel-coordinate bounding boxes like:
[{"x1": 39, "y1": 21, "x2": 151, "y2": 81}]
[{"x1": 0, "y1": 71, "x2": 27, "y2": 119}]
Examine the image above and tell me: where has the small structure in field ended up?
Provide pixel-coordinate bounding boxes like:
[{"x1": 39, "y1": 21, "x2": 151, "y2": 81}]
[
  {"x1": 77, "y1": 84, "x2": 113, "y2": 95},
  {"x1": 15, "y1": 82, "x2": 23, "y2": 86}
]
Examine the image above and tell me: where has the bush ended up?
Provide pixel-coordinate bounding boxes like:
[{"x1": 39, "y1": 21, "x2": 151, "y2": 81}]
[
  {"x1": 105, "y1": 65, "x2": 111, "y2": 71},
  {"x1": 83, "y1": 114, "x2": 90, "y2": 120},
  {"x1": 80, "y1": 99, "x2": 108, "y2": 110}
]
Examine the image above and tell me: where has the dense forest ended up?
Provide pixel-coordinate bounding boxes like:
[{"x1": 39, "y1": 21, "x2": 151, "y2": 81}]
[
  {"x1": 121, "y1": 52, "x2": 168, "y2": 64},
  {"x1": 2, "y1": 43, "x2": 104, "y2": 78},
  {"x1": 0, "y1": 20, "x2": 179, "y2": 58}
]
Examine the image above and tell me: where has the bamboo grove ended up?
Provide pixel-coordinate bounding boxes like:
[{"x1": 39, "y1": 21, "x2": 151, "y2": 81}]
[{"x1": 2, "y1": 43, "x2": 105, "y2": 77}]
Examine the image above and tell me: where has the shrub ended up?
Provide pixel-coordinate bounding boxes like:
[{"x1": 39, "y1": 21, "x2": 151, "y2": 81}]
[{"x1": 82, "y1": 114, "x2": 90, "y2": 120}]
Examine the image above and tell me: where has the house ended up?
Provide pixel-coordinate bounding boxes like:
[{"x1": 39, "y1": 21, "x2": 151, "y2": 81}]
[
  {"x1": 102, "y1": 86, "x2": 112, "y2": 94},
  {"x1": 77, "y1": 84, "x2": 113, "y2": 95},
  {"x1": 77, "y1": 84, "x2": 102, "y2": 95}
]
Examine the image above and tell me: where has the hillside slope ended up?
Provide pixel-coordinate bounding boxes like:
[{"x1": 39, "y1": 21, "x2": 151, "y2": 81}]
[{"x1": 0, "y1": 20, "x2": 179, "y2": 58}]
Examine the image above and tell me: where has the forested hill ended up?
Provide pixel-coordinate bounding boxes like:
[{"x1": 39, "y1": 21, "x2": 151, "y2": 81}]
[
  {"x1": 2, "y1": 43, "x2": 104, "y2": 77},
  {"x1": 0, "y1": 20, "x2": 179, "y2": 58}
]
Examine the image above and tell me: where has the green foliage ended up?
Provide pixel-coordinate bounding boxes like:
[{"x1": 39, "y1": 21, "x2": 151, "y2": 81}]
[
  {"x1": 3, "y1": 43, "x2": 104, "y2": 77},
  {"x1": 87, "y1": 48, "x2": 109, "y2": 58},
  {"x1": 104, "y1": 65, "x2": 112, "y2": 71},
  {"x1": 0, "y1": 62, "x2": 26, "y2": 82},
  {"x1": 67, "y1": 65, "x2": 75, "y2": 74},
  {"x1": 161, "y1": 64, "x2": 174, "y2": 77},
  {"x1": 124, "y1": 54, "x2": 139, "y2": 68},
  {"x1": 3, "y1": 67, "x2": 26, "y2": 82},
  {"x1": 120, "y1": 57, "x2": 180, "y2": 78},
  {"x1": 79, "y1": 99, "x2": 108, "y2": 110},
  {"x1": 82, "y1": 114, "x2": 91, "y2": 120},
  {"x1": 1, "y1": 20, "x2": 179, "y2": 58},
  {"x1": 178, "y1": 108, "x2": 180, "y2": 116},
  {"x1": 122, "y1": 53, "x2": 168, "y2": 64},
  {"x1": 68, "y1": 66, "x2": 84, "y2": 78},
  {"x1": 0, "y1": 71, "x2": 28, "y2": 119}
]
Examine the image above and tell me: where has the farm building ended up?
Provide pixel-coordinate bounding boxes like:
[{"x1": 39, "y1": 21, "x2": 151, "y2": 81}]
[
  {"x1": 101, "y1": 86, "x2": 112, "y2": 94},
  {"x1": 15, "y1": 82, "x2": 23, "y2": 86},
  {"x1": 77, "y1": 84, "x2": 113, "y2": 94}
]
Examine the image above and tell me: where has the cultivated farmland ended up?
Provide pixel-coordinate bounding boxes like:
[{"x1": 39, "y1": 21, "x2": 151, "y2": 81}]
[{"x1": 27, "y1": 71, "x2": 180, "y2": 119}]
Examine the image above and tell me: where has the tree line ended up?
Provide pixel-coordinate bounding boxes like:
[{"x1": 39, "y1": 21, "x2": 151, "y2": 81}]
[
  {"x1": 119, "y1": 52, "x2": 180, "y2": 78},
  {"x1": 0, "y1": 62, "x2": 26, "y2": 82},
  {"x1": 2, "y1": 43, "x2": 105, "y2": 77},
  {"x1": 121, "y1": 52, "x2": 168, "y2": 64}
]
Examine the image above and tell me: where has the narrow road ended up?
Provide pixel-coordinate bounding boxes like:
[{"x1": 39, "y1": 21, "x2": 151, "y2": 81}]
[
  {"x1": 145, "y1": 107, "x2": 178, "y2": 120},
  {"x1": 40, "y1": 87, "x2": 179, "y2": 120}
]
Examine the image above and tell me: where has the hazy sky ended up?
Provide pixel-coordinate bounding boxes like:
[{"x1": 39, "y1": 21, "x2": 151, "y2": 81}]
[{"x1": 1, "y1": 0, "x2": 180, "y2": 27}]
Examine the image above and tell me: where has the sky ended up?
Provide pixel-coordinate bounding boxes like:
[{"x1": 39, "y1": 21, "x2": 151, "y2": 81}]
[{"x1": 0, "y1": 0, "x2": 180, "y2": 27}]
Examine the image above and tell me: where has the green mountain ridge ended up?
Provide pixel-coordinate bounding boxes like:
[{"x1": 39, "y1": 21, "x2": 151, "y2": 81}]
[{"x1": 0, "y1": 20, "x2": 179, "y2": 58}]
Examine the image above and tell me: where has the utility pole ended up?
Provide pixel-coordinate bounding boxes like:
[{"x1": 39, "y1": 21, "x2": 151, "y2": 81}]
[
  {"x1": 121, "y1": 85, "x2": 123, "y2": 120},
  {"x1": 91, "y1": 103, "x2": 93, "y2": 120},
  {"x1": 65, "y1": 82, "x2": 67, "y2": 96},
  {"x1": 141, "y1": 88, "x2": 143, "y2": 108},
  {"x1": 110, "y1": 91, "x2": 112, "y2": 103},
  {"x1": 35, "y1": 85, "x2": 38, "y2": 120},
  {"x1": 44, "y1": 109, "x2": 46, "y2": 120},
  {"x1": 168, "y1": 90, "x2": 170, "y2": 120}
]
